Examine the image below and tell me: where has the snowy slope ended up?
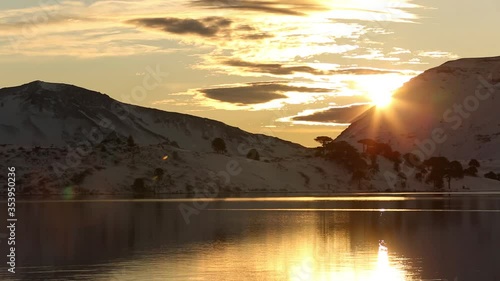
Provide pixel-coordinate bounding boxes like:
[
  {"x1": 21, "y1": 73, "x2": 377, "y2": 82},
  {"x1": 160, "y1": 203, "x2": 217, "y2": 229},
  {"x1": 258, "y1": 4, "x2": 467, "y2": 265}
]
[
  {"x1": 0, "y1": 81, "x2": 301, "y2": 157},
  {"x1": 1, "y1": 78, "x2": 499, "y2": 194},
  {"x1": 1, "y1": 81, "x2": 350, "y2": 194},
  {"x1": 336, "y1": 56, "x2": 500, "y2": 161}
]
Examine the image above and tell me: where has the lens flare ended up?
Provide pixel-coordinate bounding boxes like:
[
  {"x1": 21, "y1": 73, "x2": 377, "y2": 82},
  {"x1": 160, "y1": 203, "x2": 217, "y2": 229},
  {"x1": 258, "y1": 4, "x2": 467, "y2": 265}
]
[{"x1": 63, "y1": 186, "x2": 75, "y2": 200}]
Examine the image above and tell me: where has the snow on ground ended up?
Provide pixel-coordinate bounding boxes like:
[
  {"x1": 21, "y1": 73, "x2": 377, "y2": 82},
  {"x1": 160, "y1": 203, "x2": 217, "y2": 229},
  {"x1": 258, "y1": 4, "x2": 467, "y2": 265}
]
[
  {"x1": 1, "y1": 141, "x2": 499, "y2": 195},
  {"x1": 2, "y1": 75, "x2": 500, "y2": 195}
]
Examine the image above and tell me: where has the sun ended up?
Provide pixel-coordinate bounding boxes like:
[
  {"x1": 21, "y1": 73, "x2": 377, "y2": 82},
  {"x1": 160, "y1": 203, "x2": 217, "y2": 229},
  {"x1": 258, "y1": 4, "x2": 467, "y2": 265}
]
[
  {"x1": 370, "y1": 90, "x2": 393, "y2": 108},
  {"x1": 355, "y1": 74, "x2": 413, "y2": 108}
]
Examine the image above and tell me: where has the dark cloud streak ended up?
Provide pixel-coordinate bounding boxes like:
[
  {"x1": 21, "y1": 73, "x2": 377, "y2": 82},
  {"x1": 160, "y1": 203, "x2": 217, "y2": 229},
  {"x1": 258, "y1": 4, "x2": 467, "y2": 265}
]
[
  {"x1": 127, "y1": 17, "x2": 273, "y2": 39},
  {"x1": 224, "y1": 59, "x2": 402, "y2": 76},
  {"x1": 190, "y1": 0, "x2": 325, "y2": 16},
  {"x1": 293, "y1": 104, "x2": 373, "y2": 123},
  {"x1": 199, "y1": 82, "x2": 331, "y2": 105},
  {"x1": 126, "y1": 17, "x2": 232, "y2": 37},
  {"x1": 225, "y1": 59, "x2": 323, "y2": 75}
]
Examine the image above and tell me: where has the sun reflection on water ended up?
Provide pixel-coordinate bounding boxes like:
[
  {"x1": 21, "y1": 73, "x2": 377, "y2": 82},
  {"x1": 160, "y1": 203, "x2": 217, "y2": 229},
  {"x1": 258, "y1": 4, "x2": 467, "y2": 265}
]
[
  {"x1": 287, "y1": 239, "x2": 408, "y2": 281},
  {"x1": 69, "y1": 212, "x2": 417, "y2": 281},
  {"x1": 372, "y1": 249, "x2": 406, "y2": 281},
  {"x1": 288, "y1": 249, "x2": 407, "y2": 281}
]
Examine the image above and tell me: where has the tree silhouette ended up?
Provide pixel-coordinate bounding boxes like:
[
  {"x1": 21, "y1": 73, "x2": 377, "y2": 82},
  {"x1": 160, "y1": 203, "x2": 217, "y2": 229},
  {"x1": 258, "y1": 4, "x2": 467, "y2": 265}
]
[
  {"x1": 485, "y1": 171, "x2": 499, "y2": 180},
  {"x1": 468, "y1": 159, "x2": 480, "y2": 168},
  {"x1": 132, "y1": 178, "x2": 146, "y2": 194},
  {"x1": 314, "y1": 136, "x2": 333, "y2": 147},
  {"x1": 351, "y1": 169, "x2": 367, "y2": 189},
  {"x1": 369, "y1": 162, "x2": 380, "y2": 175},
  {"x1": 389, "y1": 151, "x2": 402, "y2": 172},
  {"x1": 324, "y1": 141, "x2": 359, "y2": 166},
  {"x1": 378, "y1": 143, "x2": 393, "y2": 157},
  {"x1": 446, "y1": 160, "x2": 464, "y2": 189},
  {"x1": 212, "y1": 138, "x2": 227, "y2": 154},
  {"x1": 464, "y1": 159, "x2": 479, "y2": 177},
  {"x1": 464, "y1": 166, "x2": 478, "y2": 177},
  {"x1": 358, "y1": 138, "x2": 377, "y2": 153},
  {"x1": 127, "y1": 135, "x2": 138, "y2": 163},
  {"x1": 403, "y1": 152, "x2": 422, "y2": 167},
  {"x1": 323, "y1": 141, "x2": 368, "y2": 187},
  {"x1": 369, "y1": 153, "x2": 377, "y2": 165},
  {"x1": 398, "y1": 172, "x2": 407, "y2": 189},
  {"x1": 350, "y1": 156, "x2": 369, "y2": 189},
  {"x1": 153, "y1": 168, "x2": 165, "y2": 194},
  {"x1": 424, "y1": 157, "x2": 450, "y2": 189},
  {"x1": 127, "y1": 135, "x2": 136, "y2": 148}
]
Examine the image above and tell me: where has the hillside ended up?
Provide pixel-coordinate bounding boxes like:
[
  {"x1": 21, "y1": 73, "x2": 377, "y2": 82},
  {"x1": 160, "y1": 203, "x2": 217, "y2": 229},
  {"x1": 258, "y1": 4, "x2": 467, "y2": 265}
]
[
  {"x1": 1, "y1": 77, "x2": 499, "y2": 195},
  {"x1": 337, "y1": 57, "x2": 500, "y2": 160},
  {"x1": 0, "y1": 81, "x2": 351, "y2": 194},
  {"x1": 0, "y1": 80, "x2": 301, "y2": 156}
]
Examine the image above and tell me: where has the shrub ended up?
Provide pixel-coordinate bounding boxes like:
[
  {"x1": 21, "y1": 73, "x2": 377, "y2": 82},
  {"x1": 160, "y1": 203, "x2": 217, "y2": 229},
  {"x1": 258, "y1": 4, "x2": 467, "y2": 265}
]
[
  {"x1": 211, "y1": 138, "x2": 227, "y2": 153},
  {"x1": 132, "y1": 178, "x2": 147, "y2": 193},
  {"x1": 485, "y1": 171, "x2": 498, "y2": 180},
  {"x1": 246, "y1": 148, "x2": 260, "y2": 161},
  {"x1": 127, "y1": 135, "x2": 136, "y2": 148},
  {"x1": 185, "y1": 183, "x2": 195, "y2": 194},
  {"x1": 154, "y1": 168, "x2": 165, "y2": 180}
]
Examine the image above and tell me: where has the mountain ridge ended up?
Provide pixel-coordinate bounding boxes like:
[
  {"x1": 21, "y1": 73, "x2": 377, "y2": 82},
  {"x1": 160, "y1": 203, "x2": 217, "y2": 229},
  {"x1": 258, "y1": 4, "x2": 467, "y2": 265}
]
[
  {"x1": 0, "y1": 80, "x2": 303, "y2": 153},
  {"x1": 336, "y1": 56, "x2": 500, "y2": 161}
]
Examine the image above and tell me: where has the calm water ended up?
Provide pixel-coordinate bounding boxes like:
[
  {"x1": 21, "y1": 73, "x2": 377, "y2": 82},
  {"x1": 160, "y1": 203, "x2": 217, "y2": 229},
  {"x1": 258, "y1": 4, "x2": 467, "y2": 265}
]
[{"x1": 1, "y1": 193, "x2": 500, "y2": 281}]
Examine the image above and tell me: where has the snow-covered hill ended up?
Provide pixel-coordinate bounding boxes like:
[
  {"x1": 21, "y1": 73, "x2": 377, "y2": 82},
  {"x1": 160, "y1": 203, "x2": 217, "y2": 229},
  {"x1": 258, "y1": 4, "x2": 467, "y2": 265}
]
[
  {"x1": 0, "y1": 80, "x2": 301, "y2": 156},
  {"x1": 337, "y1": 56, "x2": 500, "y2": 161},
  {"x1": 1, "y1": 77, "x2": 499, "y2": 195},
  {"x1": 0, "y1": 81, "x2": 353, "y2": 194}
]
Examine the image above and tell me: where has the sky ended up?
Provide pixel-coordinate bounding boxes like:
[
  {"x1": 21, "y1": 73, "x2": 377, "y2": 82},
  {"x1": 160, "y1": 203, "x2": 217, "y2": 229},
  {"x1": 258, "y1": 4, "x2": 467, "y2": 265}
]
[{"x1": 1, "y1": 0, "x2": 500, "y2": 147}]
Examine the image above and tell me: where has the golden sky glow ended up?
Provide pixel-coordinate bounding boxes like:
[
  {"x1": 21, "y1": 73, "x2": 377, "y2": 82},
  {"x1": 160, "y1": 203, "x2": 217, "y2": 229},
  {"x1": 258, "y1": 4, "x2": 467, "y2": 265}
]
[{"x1": 1, "y1": 0, "x2": 499, "y2": 146}]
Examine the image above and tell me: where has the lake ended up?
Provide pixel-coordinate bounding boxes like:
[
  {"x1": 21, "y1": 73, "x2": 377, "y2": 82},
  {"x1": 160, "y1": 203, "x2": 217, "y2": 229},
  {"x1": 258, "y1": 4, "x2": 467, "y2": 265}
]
[{"x1": 1, "y1": 193, "x2": 500, "y2": 280}]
